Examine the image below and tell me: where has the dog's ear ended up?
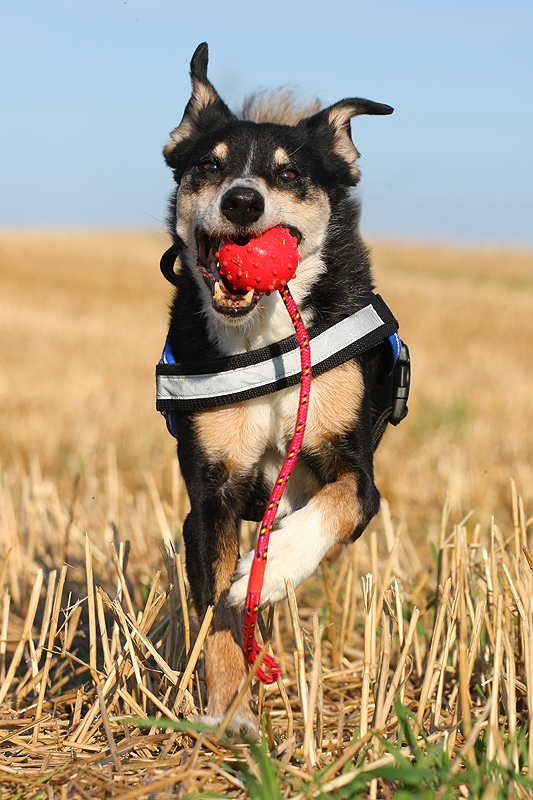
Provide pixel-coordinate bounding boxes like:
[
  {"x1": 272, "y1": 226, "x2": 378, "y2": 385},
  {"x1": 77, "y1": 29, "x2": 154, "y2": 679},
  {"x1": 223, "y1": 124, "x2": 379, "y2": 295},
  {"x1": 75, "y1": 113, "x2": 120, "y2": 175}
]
[
  {"x1": 302, "y1": 98, "x2": 393, "y2": 182},
  {"x1": 164, "y1": 43, "x2": 235, "y2": 168}
]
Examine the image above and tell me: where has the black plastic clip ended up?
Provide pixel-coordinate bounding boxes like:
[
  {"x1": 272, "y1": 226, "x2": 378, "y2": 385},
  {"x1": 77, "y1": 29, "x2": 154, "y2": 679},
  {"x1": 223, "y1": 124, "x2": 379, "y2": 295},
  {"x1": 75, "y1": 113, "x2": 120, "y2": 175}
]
[{"x1": 389, "y1": 342, "x2": 410, "y2": 425}]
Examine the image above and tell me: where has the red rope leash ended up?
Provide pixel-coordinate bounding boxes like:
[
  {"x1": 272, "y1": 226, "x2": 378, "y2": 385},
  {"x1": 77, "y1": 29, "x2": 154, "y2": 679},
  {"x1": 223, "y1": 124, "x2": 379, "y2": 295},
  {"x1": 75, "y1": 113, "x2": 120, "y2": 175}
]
[
  {"x1": 242, "y1": 285, "x2": 312, "y2": 683},
  {"x1": 217, "y1": 226, "x2": 311, "y2": 683}
]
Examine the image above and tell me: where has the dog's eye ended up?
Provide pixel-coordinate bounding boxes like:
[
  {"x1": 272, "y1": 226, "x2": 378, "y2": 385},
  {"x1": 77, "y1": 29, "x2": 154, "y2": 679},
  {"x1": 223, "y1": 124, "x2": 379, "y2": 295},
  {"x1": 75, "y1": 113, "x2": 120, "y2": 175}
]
[
  {"x1": 279, "y1": 168, "x2": 299, "y2": 180},
  {"x1": 200, "y1": 161, "x2": 218, "y2": 172}
]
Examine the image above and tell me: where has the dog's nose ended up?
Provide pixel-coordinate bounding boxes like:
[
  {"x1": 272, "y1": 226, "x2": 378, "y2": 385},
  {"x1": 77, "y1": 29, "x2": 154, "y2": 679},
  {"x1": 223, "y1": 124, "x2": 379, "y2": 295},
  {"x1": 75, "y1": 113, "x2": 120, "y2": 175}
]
[{"x1": 221, "y1": 186, "x2": 265, "y2": 226}]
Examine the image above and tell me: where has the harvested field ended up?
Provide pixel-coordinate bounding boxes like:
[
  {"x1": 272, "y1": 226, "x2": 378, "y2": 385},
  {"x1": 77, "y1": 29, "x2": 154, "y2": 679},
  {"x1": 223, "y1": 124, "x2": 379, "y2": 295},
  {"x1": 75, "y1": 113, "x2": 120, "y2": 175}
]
[{"x1": 0, "y1": 231, "x2": 532, "y2": 798}]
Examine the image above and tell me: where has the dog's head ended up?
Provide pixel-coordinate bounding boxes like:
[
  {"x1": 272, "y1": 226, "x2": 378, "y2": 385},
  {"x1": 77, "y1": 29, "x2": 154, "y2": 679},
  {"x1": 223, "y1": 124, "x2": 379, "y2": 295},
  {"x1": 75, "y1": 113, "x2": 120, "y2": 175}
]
[{"x1": 164, "y1": 43, "x2": 392, "y2": 327}]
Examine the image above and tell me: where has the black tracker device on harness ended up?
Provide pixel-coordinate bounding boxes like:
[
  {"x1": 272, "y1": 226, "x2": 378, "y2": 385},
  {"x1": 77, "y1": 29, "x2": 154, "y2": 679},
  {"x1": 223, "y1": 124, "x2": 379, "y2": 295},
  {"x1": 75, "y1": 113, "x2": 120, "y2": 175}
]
[{"x1": 157, "y1": 245, "x2": 410, "y2": 452}]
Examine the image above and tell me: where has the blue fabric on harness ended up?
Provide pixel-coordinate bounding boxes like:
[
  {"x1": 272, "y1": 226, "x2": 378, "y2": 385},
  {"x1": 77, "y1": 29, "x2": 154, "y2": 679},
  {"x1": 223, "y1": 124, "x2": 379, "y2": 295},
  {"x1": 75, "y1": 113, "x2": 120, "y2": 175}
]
[{"x1": 388, "y1": 331, "x2": 402, "y2": 366}]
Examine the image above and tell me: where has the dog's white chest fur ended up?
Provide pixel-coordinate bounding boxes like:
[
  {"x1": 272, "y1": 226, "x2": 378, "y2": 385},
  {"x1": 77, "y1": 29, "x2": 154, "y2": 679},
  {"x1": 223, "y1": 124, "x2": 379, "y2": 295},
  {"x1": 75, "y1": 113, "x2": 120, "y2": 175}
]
[
  {"x1": 205, "y1": 252, "x2": 326, "y2": 356},
  {"x1": 194, "y1": 383, "x2": 303, "y2": 474},
  {"x1": 194, "y1": 358, "x2": 363, "y2": 506}
]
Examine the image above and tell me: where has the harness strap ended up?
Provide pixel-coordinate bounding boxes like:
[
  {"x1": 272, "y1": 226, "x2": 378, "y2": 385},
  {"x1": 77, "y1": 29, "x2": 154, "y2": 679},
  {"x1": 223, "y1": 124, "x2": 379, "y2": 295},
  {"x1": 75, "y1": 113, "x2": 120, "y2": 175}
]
[{"x1": 157, "y1": 293, "x2": 399, "y2": 413}]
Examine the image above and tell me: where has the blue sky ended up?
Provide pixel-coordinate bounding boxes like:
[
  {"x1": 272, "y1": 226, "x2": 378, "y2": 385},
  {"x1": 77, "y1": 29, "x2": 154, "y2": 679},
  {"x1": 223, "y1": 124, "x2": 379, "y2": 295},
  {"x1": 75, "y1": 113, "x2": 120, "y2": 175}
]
[{"x1": 1, "y1": 0, "x2": 532, "y2": 245}]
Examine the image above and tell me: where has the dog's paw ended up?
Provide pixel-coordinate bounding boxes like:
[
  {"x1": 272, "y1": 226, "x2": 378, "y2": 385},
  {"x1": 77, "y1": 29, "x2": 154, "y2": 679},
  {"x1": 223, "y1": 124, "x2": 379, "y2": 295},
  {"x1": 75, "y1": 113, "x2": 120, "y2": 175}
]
[
  {"x1": 228, "y1": 505, "x2": 331, "y2": 608},
  {"x1": 192, "y1": 712, "x2": 258, "y2": 739}
]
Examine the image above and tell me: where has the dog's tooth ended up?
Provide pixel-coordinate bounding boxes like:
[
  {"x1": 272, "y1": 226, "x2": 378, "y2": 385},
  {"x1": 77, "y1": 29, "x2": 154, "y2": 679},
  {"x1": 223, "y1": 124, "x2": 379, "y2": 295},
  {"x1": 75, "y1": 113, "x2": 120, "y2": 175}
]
[
  {"x1": 213, "y1": 281, "x2": 225, "y2": 303},
  {"x1": 243, "y1": 289, "x2": 254, "y2": 304},
  {"x1": 208, "y1": 249, "x2": 219, "y2": 272}
]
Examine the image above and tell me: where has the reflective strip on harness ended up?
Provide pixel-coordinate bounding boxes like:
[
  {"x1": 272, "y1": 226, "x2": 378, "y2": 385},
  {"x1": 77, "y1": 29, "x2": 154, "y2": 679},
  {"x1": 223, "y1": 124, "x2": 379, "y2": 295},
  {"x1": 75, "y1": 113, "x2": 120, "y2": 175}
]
[{"x1": 156, "y1": 294, "x2": 399, "y2": 413}]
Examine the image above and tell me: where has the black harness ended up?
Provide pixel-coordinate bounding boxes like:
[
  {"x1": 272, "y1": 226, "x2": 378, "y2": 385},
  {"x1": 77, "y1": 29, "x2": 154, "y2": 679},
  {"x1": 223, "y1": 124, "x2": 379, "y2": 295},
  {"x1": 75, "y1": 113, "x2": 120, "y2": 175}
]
[{"x1": 156, "y1": 247, "x2": 410, "y2": 447}]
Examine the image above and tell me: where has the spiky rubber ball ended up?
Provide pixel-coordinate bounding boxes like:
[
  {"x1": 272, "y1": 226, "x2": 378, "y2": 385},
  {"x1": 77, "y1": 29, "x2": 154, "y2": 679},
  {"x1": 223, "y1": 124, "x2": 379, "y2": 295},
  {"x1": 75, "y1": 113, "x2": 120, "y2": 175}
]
[{"x1": 216, "y1": 226, "x2": 300, "y2": 295}]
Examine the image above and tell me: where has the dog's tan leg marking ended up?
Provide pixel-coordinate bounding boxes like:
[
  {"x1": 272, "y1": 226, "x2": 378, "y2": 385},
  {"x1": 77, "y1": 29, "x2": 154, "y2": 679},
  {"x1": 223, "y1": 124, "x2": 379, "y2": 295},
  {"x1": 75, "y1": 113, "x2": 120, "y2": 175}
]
[
  {"x1": 304, "y1": 360, "x2": 364, "y2": 447},
  {"x1": 318, "y1": 472, "x2": 362, "y2": 541},
  {"x1": 194, "y1": 403, "x2": 268, "y2": 473},
  {"x1": 203, "y1": 595, "x2": 258, "y2": 735},
  {"x1": 202, "y1": 536, "x2": 258, "y2": 735},
  {"x1": 229, "y1": 472, "x2": 363, "y2": 608}
]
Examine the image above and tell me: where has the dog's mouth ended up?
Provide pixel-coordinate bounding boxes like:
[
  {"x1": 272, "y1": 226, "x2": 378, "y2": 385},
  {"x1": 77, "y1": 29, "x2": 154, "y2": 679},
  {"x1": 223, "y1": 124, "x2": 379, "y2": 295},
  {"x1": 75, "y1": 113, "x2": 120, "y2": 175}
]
[
  {"x1": 196, "y1": 231, "x2": 257, "y2": 315},
  {"x1": 195, "y1": 228, "x2": 302, "y2": 316}
]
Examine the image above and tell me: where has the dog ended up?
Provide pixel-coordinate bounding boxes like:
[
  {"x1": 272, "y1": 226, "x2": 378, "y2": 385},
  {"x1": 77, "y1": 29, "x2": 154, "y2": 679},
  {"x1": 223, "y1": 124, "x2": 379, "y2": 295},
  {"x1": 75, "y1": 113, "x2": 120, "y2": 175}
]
[{"x1": 158, "y1": 43, "x2": 403, "y2": 734}]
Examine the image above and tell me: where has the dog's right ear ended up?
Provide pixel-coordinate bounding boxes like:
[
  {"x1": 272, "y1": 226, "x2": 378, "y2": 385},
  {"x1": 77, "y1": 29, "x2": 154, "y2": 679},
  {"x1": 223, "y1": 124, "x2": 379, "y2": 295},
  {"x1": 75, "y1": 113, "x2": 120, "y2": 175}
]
[{"x1": 164, "y1": 43, "x2": 235, "y2": 168}]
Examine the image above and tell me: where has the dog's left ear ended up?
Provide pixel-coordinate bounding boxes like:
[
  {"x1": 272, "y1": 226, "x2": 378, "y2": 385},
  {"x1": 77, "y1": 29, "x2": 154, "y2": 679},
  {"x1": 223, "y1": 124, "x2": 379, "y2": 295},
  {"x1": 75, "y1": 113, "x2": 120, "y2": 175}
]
[
  {"x1": 302, "y1": 98, "x2": 393, "y2": 182},
  {"x1": 164, "y1": 43, "x2": 235, "y2": 169}
]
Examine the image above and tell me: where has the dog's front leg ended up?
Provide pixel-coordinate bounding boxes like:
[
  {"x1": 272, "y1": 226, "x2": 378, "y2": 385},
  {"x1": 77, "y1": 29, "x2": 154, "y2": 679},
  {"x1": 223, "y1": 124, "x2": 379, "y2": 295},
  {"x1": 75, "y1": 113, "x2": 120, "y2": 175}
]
[
  {"x1": 228, "y1": 467, "x2": 380, "y2": 609},
  {"x1": 181, "y1": 465, "x2": 258, "y2": 736}
]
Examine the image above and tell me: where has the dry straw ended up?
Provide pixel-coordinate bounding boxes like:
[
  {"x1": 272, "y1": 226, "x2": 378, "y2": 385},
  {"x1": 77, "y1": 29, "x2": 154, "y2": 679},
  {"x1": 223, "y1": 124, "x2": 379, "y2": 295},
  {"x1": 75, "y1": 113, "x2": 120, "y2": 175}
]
[{"x1": 0, "y1": 443, "x2": 532, "y2": 797}]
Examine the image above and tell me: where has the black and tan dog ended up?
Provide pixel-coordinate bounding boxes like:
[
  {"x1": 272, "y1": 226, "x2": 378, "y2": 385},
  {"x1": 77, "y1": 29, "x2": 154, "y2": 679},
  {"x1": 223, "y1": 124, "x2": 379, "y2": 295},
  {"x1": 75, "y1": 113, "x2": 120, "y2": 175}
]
[{"x1": 158, "y1": 43, "x2": 404, "y2": 733}]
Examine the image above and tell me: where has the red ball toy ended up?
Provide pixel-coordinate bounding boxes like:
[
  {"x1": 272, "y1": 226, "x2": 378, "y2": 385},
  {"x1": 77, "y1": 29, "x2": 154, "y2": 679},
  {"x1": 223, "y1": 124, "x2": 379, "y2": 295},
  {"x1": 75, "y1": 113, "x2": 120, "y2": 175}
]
[{"x1": 216, "y1": 226, "x2": 301, "y2": 295}]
